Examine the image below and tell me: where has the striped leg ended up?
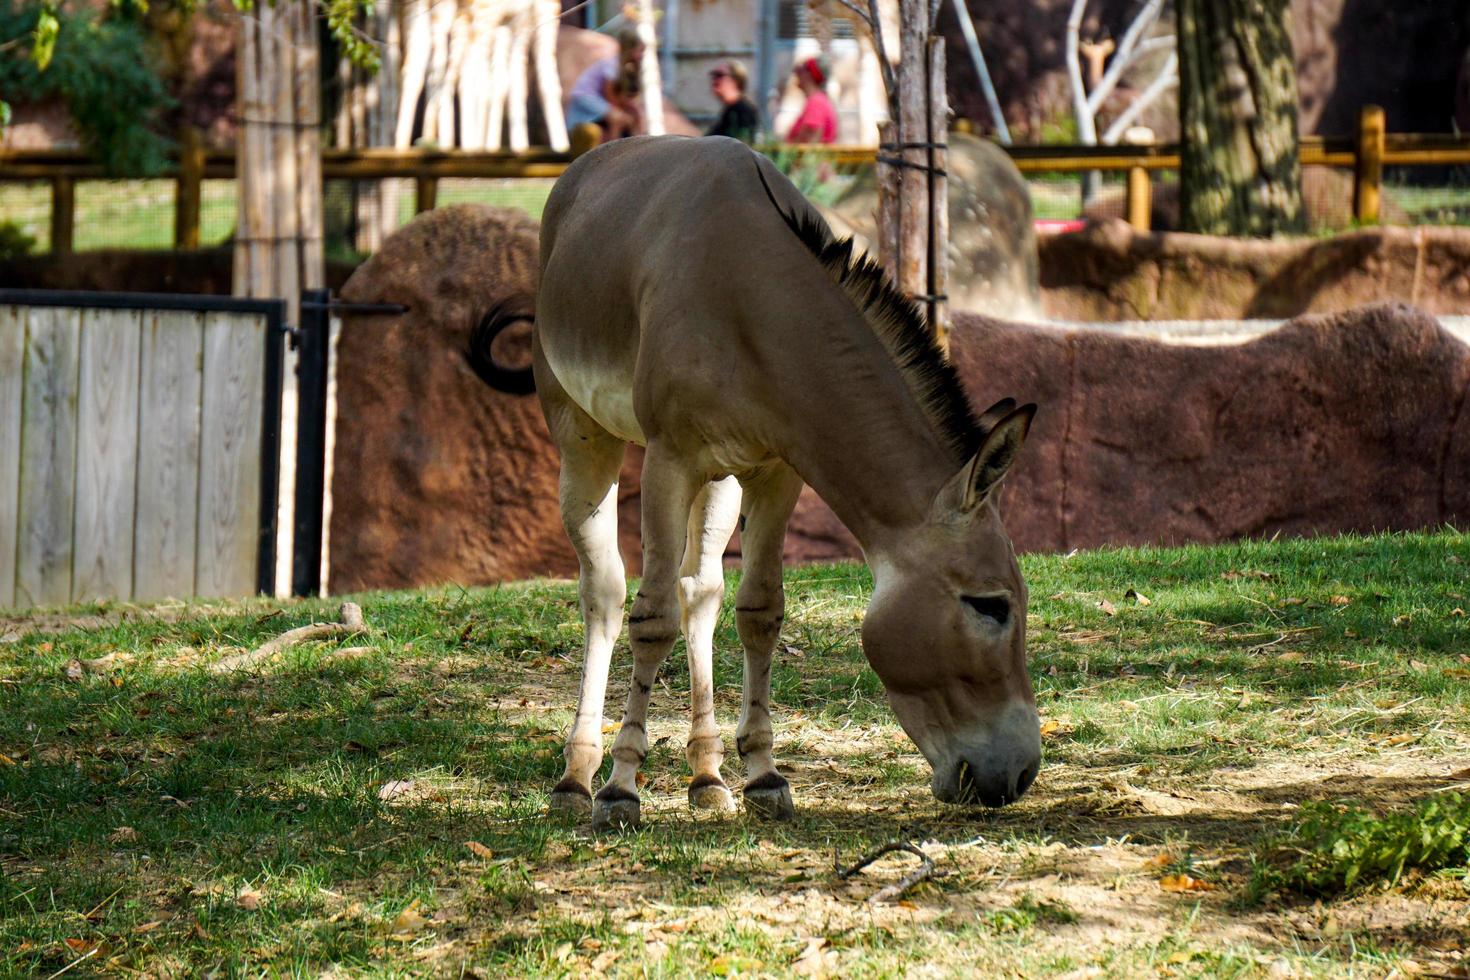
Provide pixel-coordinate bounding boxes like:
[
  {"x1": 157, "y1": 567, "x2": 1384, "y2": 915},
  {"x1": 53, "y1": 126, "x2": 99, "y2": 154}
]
[
  {"x1": 680, "y1": 476, "x2": 743, "y2": 812},
  {"x1": 594, "y1": 444, "x2": 700, "y2": 831},
  {"x1": 541, "y1": 374, "x2": 627, "y2": 819},
  {"x1": 735, "y1": 465, "x2": 803, "y2": 819}
]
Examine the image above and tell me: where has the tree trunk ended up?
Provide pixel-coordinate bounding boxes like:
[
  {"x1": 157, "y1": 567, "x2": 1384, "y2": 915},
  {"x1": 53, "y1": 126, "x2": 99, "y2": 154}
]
[{"x1": 1177, "y1": 0, "x2": 1304, "y2": 236}]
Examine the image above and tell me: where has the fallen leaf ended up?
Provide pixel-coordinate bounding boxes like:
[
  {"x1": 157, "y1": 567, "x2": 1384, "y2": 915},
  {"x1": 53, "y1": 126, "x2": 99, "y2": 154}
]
[
  {"x1": 63, "y1": 938, "x2": 97, "y2": 955},
  {"x1": 1276, "y1": 651, "x2": 1305, "y2": 662},
  {"x1": 1372, "y1": 733, "x2": 1419, "y2": 747},
  {"x1": 63, "y1": 660, "x2": 84, "y2": 682},
  {"x1": 792, "y1": 936, "x2": 832, "y2": 976},
  {"x1": 80, "y1": 652, "x2": 132, "y2": 674},
  {"x1": 388, "y1": 899, "x2": 429, "y2": 935},
  {"x1": 1445, "y1": 668, "x2": 1470, "y2": 680},
  {"x1": 1329, "y1": 595, "x2": 1351, "y2": 606},
  {"x1": 0, "y1": 753, "x2": 14, "y2": 767},
  {"x1": 1160, "y1": 873, "x2": 1215, "y2": 892},
  {"x1": 107, "y1": 826, "x2": 139, "y2": 844},
  {"x1": 1096, "y1": 599, "x2": 1117, "y2": 616},
  {"x1": 378, "y1": 779, "x2": 415, "y2": 801},
  {"x1": 591, "y1": 948, "x2": 621, "y2": 973},
  {"x1": 1393, "y1": 614, "x2": 1412, "y2": 626},
  {"x1": 1142, "y1": 851, "x2": 1176, "y2": 870},
  {"x1": 236, "y1": 886, "x2": 263, "y2": 911},
  {"x1": 1450, "y1": 608, "x2": 1465, "y2": 618},
  {"x1": 1451, "y1": 767, "x2": 1470, "y2": 780},
  {"x1": 1282, "y1": 597, "x2": 1306, "y2": 607},
  {"x1": 1039, "y1": 719, "x2": 1064, "y2": 738},
  {"x1": 132, "y1": 920, "x2": 166, "y2": 934},
  {"x1": 465, "y1": 841, "x2": 493, "y2": 860},
  {"x1": 1124, "y1": 588, "x2": 1151, "y2": 606}
]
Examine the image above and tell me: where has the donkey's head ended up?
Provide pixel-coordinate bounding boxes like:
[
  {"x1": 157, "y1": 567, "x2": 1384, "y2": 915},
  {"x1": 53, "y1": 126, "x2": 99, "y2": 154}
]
[{"x1": 862, "y1": 402, "x2": 1040, "y2": 808}]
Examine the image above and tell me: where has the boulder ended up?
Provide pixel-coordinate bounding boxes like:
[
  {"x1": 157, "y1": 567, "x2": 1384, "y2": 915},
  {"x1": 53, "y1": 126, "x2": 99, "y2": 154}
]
[
  {"x1": 329, "y1": 205, "x2": 577, "y2": 593},
  {"x1": 1041, "y1": 220, "x2": 1470, "y2": 321},
  {"x1": 821, "y1": 132, "x2": 1042, "y2": 320}
]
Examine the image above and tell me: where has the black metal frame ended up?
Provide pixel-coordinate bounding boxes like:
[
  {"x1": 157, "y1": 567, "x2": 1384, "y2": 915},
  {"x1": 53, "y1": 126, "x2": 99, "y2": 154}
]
[
  {"x1": 291, "y1": 290, "x2": 407, "y2": 598},
  {"x1": 0, "y1": 288, "x2": 288, "y2": 597}
]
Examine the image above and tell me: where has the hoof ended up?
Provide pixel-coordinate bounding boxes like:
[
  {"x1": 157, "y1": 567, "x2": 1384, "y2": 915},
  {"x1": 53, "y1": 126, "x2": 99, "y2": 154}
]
[
  {"x1": 688, "y1": 776, "x2": 737, "y2": 813},
  {"x1": 592, "y1": 787, "x2": 641, "y2": 832},
  {"x1": 743, "y1": 773, "x2": 795, "y2": 820},
  {"x1": 548, "y1": 789, "x2": 592, "y2": 821}
]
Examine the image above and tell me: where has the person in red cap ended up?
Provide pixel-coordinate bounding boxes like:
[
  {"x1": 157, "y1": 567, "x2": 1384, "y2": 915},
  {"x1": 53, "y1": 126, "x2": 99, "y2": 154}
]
[{"x1": 786, "y1": 56, "x2": 837, "y2": 143}]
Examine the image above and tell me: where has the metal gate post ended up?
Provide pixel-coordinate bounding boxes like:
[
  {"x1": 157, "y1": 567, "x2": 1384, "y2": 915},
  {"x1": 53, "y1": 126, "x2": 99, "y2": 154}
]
[{"x1": 292, "y1": 288, "x2": 332, "y2": 597}]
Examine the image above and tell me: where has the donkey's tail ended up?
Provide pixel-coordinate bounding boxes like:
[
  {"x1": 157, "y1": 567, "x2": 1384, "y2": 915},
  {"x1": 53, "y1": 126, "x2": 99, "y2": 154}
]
[{"x1": 464, "y1": 302, "x2": 536, "y2": 395}]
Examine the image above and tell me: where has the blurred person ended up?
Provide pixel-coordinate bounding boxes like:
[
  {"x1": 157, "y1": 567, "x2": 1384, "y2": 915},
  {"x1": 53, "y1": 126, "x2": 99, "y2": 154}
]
[
  {"x1": 567, "y1": 26, "x2": 645, "y2": 141},
  {"x1": 786, "y1": 56, "x2": 836, "y2": 144},
  {"x1": 705, "y1": 59, "x2": 760, "y2": 144}
]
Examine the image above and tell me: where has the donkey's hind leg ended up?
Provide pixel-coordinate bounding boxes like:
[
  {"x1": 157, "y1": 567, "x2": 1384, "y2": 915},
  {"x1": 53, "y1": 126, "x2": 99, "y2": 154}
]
[
  {"x1": 734, "y1": 464, "x2": 804, "y2": 819},
  {"x1": 679, "y1": 476, "x2": 742, "y2": 812},
  {"x1": 543, "y1": 384, "x2": 627, "y2": 819}
]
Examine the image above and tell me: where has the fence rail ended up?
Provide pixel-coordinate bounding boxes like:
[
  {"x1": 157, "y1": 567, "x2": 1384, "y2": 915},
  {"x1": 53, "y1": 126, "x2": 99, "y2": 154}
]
[{"x1": 3, "y1": 105, "x2": 1467, "y2": 249}]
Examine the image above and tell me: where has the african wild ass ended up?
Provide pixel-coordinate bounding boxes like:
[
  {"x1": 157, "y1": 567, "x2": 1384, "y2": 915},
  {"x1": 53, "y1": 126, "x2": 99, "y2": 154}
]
[{"x1": 470, "y1": 135, "x2": 1041, "y2": 829}]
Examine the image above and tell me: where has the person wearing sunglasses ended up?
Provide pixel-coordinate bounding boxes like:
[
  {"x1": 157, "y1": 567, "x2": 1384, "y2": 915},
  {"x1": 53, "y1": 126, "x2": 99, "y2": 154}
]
[{"x1": 705, "y1": 60, "x2": 761, "y2": 145}]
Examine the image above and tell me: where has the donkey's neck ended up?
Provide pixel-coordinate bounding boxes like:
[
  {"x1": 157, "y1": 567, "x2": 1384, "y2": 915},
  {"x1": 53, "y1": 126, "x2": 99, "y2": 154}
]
[{"x1": 772, "y1": 325, "x2": 965, "y2": 555}]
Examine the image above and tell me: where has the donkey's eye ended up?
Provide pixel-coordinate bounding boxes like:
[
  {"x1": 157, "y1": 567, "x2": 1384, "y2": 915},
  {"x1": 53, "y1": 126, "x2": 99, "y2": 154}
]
[{"x1": 962, "y1": 594, "x2": 1010, "y2": 626}]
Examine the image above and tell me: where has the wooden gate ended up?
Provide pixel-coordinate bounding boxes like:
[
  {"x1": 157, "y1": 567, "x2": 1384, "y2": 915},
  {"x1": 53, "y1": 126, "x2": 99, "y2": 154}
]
[{"x1": 0, "y1": 291, "x2": 285, "y2": 609}]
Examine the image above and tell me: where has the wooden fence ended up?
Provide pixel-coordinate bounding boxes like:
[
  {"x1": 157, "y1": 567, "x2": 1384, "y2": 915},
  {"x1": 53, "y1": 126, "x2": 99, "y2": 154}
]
[
  {"x1": 2, "y1": 105, "x2": 1468, "y2": 247},
  {"x1": 0, "y1": 292, "x2": 284, "y2": 610}
]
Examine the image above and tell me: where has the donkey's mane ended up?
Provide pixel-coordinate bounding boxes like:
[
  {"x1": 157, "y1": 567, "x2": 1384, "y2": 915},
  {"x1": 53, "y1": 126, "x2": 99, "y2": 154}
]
[{"x1": 752, "y1": 160, "x2": 982, "y2": 460}]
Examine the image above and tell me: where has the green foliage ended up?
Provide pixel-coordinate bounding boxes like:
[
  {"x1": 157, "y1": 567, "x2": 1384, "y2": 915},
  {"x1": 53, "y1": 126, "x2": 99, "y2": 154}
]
[
  {"x1": 983, "y1": 894, "x2": 1080, "y2": 933},
  {"x1": 0, "y1": 0, "x2": 173, "y2": 175},
  {"x1": 1253, "y1": 793, "x2": 1470, "y2": 897},
  {"x1": 0, "y1": 220, "x2": 36, "y2": 258}
]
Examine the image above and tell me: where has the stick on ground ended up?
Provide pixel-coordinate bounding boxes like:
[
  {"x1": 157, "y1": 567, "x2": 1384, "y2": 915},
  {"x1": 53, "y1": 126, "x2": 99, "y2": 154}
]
[
  {"x1": 835, "y1": 841, "x2": 936, "y2": 903},
  {"x1": 210, "y1": 602, "x2": 367, "y2": 674}
]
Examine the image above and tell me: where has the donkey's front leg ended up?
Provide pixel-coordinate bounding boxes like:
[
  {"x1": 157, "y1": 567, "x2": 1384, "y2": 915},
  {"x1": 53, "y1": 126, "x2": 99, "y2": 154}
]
[
  {"x1": 735, "y1": 465, "x2": 804, "y2": 819},
  {"x1": 680, "y1": 476, "x2": 742, "y2": 812},
  {"x1": 594, "y1": 446, "x2": 699, "y2": 831}
]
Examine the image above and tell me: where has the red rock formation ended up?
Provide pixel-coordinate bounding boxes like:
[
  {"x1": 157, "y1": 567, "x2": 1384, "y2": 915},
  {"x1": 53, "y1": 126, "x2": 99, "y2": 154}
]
[{"x1": 328, "y1": 206, "x2": 1470, "y2": 591}]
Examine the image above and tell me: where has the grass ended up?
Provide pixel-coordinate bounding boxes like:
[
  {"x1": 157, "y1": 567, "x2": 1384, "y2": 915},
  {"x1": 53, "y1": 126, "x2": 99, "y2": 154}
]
[{"x1": 1, "y1": 531, "x2": 1468, "y2": 976}]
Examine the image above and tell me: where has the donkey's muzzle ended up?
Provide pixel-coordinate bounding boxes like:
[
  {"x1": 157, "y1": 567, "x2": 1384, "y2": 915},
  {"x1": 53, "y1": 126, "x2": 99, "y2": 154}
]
[{"x1": 951, "y1": 753, "x2": 1040, "y2": 808}]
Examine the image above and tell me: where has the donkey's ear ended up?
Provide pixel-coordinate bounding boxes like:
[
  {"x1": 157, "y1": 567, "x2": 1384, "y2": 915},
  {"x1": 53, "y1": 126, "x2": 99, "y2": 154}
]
[
  {"x1": 975, "y1": 397, "x2": 1017, "y2": 435},
  {"x1": 935, "y1": 404, "x2": 1037, "y2": 516}
]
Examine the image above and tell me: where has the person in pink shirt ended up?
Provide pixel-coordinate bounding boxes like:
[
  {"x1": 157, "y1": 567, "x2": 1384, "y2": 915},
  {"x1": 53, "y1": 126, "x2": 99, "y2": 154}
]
[{"x1": 786, "y1": 57, "x2": 837, "y2": 144}]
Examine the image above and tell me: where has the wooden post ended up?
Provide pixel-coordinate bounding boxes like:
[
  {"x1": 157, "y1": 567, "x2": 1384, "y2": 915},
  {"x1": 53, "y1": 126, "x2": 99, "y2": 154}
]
[
  {"x1": 294, "y1": 0, "x2": 324, "y2": 290},
  {"x1": 877, "y1": 121, "x2": 901, "y2": 279},
  {"x1": 50, "y1": 176, "x2": 75, "y2": 255},
  {"x1": 926, "y1": 38, "x2": 949, "y2": 347},
  {"x1": 1125, "y1": 165, "x2": 1151, "y2": 231},
  {"x1": 1354, "y1": 103, "x2": 1385, "y2": 225},
  {"x1": 415, "y1": 174, "x2": 439, "y2": 213},
  {"x1": 175, "y1": 127, "x2": 204, "y2": 250},
  {"x1": 895, "y1": 0, "x2": 929, "y2": 310}
]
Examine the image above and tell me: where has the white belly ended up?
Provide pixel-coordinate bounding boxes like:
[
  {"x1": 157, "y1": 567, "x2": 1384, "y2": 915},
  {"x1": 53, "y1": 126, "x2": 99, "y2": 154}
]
[{"x1": 547, "y1": 353, "x2": 645, "y2": 445}]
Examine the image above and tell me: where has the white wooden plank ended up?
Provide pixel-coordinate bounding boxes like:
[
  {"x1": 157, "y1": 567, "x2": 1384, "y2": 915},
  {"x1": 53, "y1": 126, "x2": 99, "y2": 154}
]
[
  {"x1": 195, "y1": 311, "x2": 264, "y2": 597},
  {"x1": 0, "y1": 307, "x2": 26, "y2": 608},
  {"x1": 133, "y1": 310, "x2": 204, "y2": 602},
  {"x1": 15, "y1": 305, "x2": 80, "y2": 608},
  {"x1": 72, "y1": 308, "x2": 143, "y2": 602}
]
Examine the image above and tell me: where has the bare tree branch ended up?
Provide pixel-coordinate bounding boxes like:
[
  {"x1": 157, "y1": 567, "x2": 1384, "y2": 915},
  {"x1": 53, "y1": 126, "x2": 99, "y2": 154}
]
[
  {"x1": 867, "y1": 0, "x2": 896, "y2": 105},
  {"x1": 832, "y1": 0, "x2": 874, "y2": 28},
  {"x1": 1102, "y1": 50, "x2": 1177, "y2": 143},
  {"x1": 1065, "y1": 0, "x2": 1098, "y2": 145},
  {"x1": 1086, "y1": 0, "x2": 1165, "y2": 115}
]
